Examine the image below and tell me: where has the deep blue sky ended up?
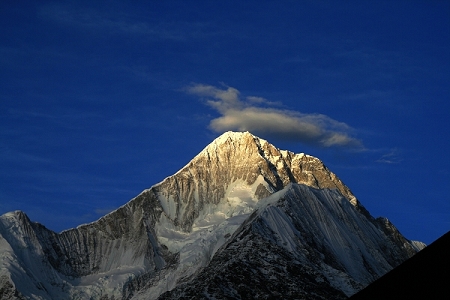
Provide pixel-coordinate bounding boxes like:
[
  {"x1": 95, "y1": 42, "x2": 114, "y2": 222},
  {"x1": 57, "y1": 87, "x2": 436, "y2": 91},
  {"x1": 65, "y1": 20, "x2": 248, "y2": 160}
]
[{"x1": 1, "y1": 1, "x2": 448, "y2": 244}]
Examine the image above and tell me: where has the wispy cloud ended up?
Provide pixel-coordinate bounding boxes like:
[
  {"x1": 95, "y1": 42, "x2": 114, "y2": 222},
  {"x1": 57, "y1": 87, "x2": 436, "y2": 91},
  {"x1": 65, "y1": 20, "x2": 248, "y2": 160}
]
[
  {"x1": 376, "y1": 148, "x2": 403, "y2": 164},
  {"x1": 40, "y1": 4, "x2": 166, "y2": 38},
  {"x1": 94, "y1": 207, "x2": 117, "y2": 216},
  {"x1": 186, "y1": 83, "x2": 364, "y2": 149},
  {"x1": 39, "y1": 4, "x2": 216, "y2": 41}
]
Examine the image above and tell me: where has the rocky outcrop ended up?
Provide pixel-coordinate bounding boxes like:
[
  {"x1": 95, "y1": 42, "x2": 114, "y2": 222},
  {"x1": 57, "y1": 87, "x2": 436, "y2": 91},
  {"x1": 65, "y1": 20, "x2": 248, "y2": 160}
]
[{"x1": 0, "y1": 275, "x2": 26, "y2": 300}]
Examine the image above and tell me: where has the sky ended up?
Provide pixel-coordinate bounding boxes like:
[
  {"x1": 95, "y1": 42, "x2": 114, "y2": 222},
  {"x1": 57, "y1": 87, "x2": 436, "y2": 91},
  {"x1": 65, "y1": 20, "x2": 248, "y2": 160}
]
[{"x1": 1, "y1": 1, "x2": 448, "y2": 245}]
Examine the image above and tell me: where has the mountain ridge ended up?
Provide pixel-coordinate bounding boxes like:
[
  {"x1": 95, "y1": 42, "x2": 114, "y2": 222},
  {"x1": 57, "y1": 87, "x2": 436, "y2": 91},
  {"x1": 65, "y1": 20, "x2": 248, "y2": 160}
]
[{"x1": 0, "y1": 131, "x2": 422, "y2": 299}]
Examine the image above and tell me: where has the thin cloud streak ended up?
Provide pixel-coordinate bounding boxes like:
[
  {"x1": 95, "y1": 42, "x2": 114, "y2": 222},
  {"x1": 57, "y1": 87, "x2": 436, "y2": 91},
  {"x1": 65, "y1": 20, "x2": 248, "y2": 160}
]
[
  {"x1": 376, "y1": 148, "x2": 403, "y2": 164},
  {"x1": 187, "y1": 84, "x2": 364, "y2": 149},
  {"x1": 40, "y1": 4, "x2": 153, "y2": 36},
  {"x1": 39, "y1": 4, "x2": 219, "y2": 41}
]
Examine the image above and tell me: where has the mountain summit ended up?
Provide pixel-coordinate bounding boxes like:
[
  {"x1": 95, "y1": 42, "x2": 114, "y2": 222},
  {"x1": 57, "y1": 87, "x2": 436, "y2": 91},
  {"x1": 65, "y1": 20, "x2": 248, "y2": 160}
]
[{"x1": 0, "y1": 131, "x2": 421, "y2": 299}]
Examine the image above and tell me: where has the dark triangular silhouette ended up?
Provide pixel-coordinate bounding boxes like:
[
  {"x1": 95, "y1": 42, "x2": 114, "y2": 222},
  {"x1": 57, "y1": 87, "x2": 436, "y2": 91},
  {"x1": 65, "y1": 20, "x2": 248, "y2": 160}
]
[{"x1": 350, "y1": 231, "x2": 450, "y2": 299}]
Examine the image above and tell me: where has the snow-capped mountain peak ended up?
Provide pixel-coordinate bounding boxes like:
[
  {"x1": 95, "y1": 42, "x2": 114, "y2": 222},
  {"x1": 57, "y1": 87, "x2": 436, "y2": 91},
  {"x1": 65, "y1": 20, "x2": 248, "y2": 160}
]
[{"x1": 0, "y1": 131, "x2": 421, "y2": 299}]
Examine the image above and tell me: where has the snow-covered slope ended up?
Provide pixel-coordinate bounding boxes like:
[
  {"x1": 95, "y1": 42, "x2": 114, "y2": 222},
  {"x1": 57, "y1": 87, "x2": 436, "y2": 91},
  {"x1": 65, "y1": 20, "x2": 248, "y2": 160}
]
[
  {"x1": 0, "y1": 131, "x2": 421, "y2": 299},
  {"x1": 158, "y1": 183, "x2": 418, "y2": 299}
]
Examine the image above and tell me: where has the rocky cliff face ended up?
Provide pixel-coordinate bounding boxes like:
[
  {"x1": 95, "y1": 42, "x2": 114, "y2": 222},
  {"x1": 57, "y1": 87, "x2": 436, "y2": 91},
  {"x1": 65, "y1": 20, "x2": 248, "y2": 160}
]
[{"x1": 0, "y1": 131, "x2": 421, "y2": 299}]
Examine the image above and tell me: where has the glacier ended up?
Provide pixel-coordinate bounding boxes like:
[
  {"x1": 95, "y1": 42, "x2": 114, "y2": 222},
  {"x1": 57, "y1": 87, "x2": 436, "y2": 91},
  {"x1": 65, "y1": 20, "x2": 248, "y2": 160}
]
[{"x1": 0, "y1": 131, "x2": 423, "y2": 299}]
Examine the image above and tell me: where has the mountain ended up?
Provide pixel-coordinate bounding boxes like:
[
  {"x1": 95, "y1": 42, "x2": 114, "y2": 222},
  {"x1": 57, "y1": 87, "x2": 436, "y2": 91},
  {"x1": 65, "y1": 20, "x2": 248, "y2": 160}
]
[
  {"x1": 0, "y1": 131, "x2": 422, "y2": 299},
  {"x1": 349, "y1": 230, "x2": 449, "y2": 299}
]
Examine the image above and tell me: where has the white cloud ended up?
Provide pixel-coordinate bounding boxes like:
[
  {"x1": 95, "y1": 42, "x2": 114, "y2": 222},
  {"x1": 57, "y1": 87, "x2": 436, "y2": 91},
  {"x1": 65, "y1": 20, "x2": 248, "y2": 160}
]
[
  {"x1": 186, "y1": 84, "x2": 242, "y2": 113},
  {"x1": 186, "y1": 84, "x2": 364, "y2": 149}
]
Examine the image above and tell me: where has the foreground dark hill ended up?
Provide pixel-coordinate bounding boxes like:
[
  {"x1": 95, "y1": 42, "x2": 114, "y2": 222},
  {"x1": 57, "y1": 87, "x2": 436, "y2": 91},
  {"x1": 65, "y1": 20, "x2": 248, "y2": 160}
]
[
  {"x1": 0, "y1": 131, "x2": 423, "y2": 299},
  {"x1": 350, "y1": 231, "x2": 450, "y2": 300}
]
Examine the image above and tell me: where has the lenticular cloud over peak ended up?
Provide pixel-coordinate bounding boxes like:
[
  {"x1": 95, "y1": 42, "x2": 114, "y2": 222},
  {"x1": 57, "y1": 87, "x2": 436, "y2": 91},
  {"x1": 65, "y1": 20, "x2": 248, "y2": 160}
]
[{"x1": 186, "y1": 83, "x2": 364, "y2": 149}]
